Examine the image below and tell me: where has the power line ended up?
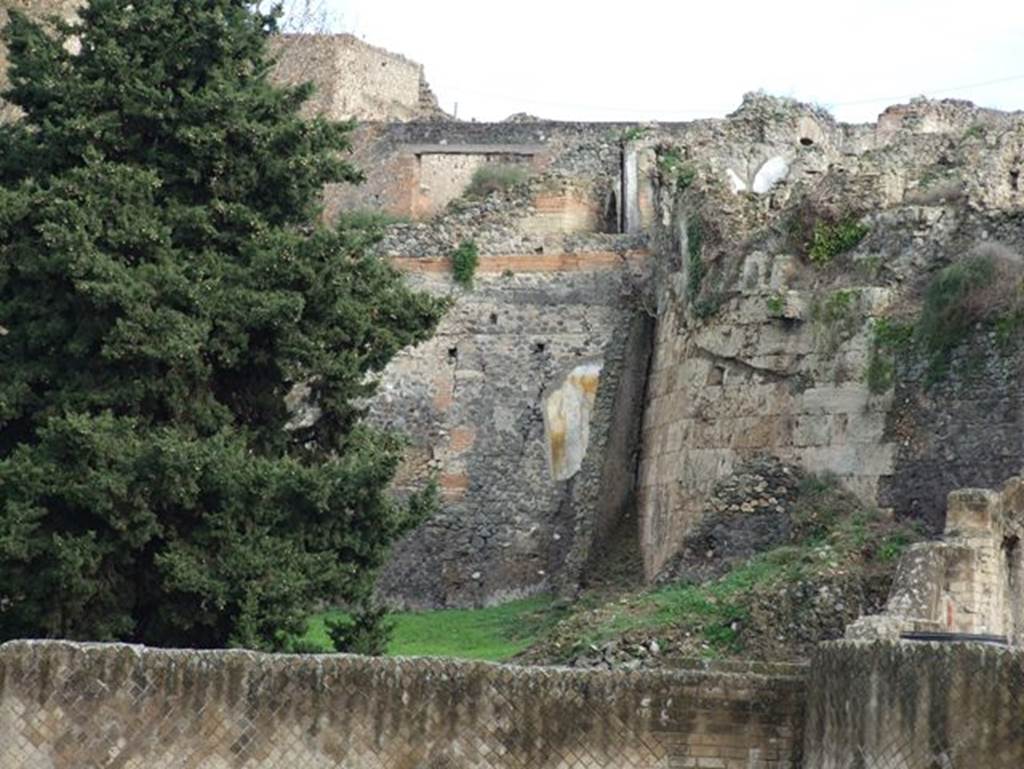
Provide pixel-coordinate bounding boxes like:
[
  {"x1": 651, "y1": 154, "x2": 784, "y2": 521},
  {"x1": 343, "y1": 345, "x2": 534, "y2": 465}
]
[{"x1": 826, "y1": 73, "x2": 1024, "y2": 108}]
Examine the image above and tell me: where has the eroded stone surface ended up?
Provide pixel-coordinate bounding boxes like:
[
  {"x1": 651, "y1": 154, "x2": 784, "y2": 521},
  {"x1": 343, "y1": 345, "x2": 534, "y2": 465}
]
[
  {"x1": 847, "y1": 474, "x2": 1024, "y2": 644},
  {"x1": 0, "y1": 640, "x2": 807, "y2": 769}
]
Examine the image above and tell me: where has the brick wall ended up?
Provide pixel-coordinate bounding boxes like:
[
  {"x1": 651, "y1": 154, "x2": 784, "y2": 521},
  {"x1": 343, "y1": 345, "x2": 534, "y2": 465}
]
[{"x1": 0, "y1": 641, "x2": 806, "y2": 769}]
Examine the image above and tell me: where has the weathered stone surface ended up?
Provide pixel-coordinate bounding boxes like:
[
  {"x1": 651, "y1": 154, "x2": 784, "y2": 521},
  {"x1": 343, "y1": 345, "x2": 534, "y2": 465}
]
[
  {"x1": 880, "y1": 335, "x2": 1024, "y2": 532},
  {"x1": 847, "y1": 474, "x2": 1024, "y2": 644},
  {"x1": 370, "y1": 256, "x2": 644, "y2": 609},
  {"x1": 0, "y1": 640, "x2": 806, "y2": 769},
  {"x1": 804, "y1": 641, "x2": 1024, "y2": 769}
]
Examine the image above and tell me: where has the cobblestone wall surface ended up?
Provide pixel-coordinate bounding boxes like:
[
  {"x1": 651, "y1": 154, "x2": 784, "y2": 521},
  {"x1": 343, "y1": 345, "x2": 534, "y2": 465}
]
[{"x1": 0, "y1": 641, "x2": 806, "y2": 769}]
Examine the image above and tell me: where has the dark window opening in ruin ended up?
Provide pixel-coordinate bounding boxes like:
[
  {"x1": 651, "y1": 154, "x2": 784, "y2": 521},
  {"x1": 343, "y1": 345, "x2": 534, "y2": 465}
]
[
  {"x1": 534, "y1": 342, "x2": 547, "y2": 354},
  {"x1": 800, "y1": 137, "x2": 814, "y2": 147},
  {"x1": 604, "y1": 191, "x2": 620, "y2": 234},
  {"x1": 1011, "y1": 170, "x2": 1021, "y2": 191},
  {"x1": 1005, "y1": 535, "x2": 1021, "y2": 581},
  {"x1": 1004, "y1": 535, "x2": 1022, "y2": 641},
  {"x1": 489, "y1": 313, "x2": 499, "y2": 325},
  {"x1": 447, "y1": 347, "x2": 458, "y2": 361},
  {"x1": 707, "y1": 365, "x2": 725, "y2": 386}
]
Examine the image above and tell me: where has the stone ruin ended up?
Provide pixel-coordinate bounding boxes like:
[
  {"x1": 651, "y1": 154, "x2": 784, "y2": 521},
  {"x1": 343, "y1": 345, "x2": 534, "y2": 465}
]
[
  {"x1": 5, "y1": 4, "x2": 1024, "y2": 623},
  {"x1": 848, "y1": 476, "x2": 1024, "y2": 645}
]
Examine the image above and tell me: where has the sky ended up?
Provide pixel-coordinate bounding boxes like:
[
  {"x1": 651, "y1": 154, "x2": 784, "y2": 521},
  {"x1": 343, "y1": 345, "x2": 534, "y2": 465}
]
[{"x1": 298, "y1": 0, "x2": 1024, "y2": 125}]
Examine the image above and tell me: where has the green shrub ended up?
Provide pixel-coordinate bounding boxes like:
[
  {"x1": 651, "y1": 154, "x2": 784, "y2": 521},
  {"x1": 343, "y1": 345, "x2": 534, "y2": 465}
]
[
  {"x1": 916, "y1": 244, "x2": 1024, "y2": 378},
  {"x1": 864, "y1": 318, "x2": 915, "y2": 394},
  {"x1": 657, "y1": 146, "x2": 696, "y2": 189},
  {"x1": 619, "y1": 125, "x2": 650, "y2": 143},
  {"x1": 812, "y1": 289, "x2": 861, "y2": 353},
  {"x1": 808, "y1": 217, "x2": 870, "y2": 264},
  {"x1": 766, "y1": 293, "x2": 785, "y2": 316},
  {"x1": 0, "y1": 0, "x2": 447, "y2": 651},
  {"x1": 465, "y1": 164, "x2": 529, "y2": 199},
  {"x1": 685, "y1": 217, "x2": 705, "y2": 302},
  {"x1": 452, "y1": 240, "x2": 480, "y2": 288}
]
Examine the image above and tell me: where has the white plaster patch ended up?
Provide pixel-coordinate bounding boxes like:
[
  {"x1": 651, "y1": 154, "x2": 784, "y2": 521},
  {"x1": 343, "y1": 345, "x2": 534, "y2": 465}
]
[
  {"x1": 726, "y1": 168, "x2": 748, "y2": 194},
  {"x1": 751, "y1": 156, "x2": 790, "y2": 194},
  {"x1": 543, "y1": 361, "x2": 603, "y2": 481}
]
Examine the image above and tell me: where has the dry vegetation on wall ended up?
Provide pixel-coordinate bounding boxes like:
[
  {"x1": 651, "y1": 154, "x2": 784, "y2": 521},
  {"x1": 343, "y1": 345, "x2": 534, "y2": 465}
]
[
  {"x1": 866, "y1": 242, "x2": 1024, "y2": 391},
  {"x1": 916, "y1": 243, "x2": 1024, "y2": 359},
  {"x1": 464, "y1": 164, "x2": 530, "y2": 199}
]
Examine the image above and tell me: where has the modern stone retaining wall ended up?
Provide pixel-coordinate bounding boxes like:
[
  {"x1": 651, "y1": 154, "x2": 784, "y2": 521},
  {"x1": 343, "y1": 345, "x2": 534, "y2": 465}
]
[
  {"x1": 3, "y1": 640, "x2": 1021, "y2": 768},
  {"x1": 803, "y1": 641, "x2": 1024, "y2": 769},
  {"x1": 0, "y1": 641, "x2": 805, "y2": 769}
]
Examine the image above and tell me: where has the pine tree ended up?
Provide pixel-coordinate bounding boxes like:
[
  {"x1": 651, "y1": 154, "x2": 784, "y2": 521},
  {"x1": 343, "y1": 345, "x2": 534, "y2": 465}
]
[{"x1": 0, "y1": 0, "x2": 444, "y2": 650}]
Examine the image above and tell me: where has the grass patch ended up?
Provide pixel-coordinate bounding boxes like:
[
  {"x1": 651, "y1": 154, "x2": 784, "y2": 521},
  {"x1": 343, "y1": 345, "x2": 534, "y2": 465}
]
[
  {"x1": 465, "y1": 164, "x2": 529, "y2": 199},
  {"x1": 300, "y1": 595, "x2": 563, "y2": 661},
  {"x1": 532, "y1": 472, "x2": 922, "y2": 662},
  {"x1": 452, "y1": 240, "x2": 479, "y2": 288}
]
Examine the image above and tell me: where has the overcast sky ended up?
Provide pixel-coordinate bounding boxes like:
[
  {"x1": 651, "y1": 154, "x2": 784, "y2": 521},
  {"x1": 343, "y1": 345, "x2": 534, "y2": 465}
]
[{"x1": 304, "y1": 0, "x2": 1024, "y2": 124}]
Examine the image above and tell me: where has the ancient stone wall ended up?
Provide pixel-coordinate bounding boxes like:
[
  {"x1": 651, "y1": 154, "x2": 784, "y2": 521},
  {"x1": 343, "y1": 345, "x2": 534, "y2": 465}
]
[
  {"x1": 269, "y1": 34, "x2": 446, "y2": 123},
  {"x1": 1, "y1": 8, "x2": 445, "y2": 124},
  {"x1": 352, "y1": 97, "x2": 1024, "y2": 601},
  {"x1": 326, "y1": 121, "x2": 632, "y2": 226},
  {"x1": 369, "y1": 248, "x2": 647, "y2": 609},
  {"x1": 880, "y1": 334, "x2": 1024, "y2": 531},
  {"x1": 803, "y1": 640, "x2": 1024, "y2": 769},
  {"x1": 635, "y1": 97, "x2": 1024, "y2": 579},
  {"x1": 848, "y1": 475, "x2": 1024, "y2": 644},
  {"x1": 0, "y1": 640, "x2": 806, "y2": 769}
]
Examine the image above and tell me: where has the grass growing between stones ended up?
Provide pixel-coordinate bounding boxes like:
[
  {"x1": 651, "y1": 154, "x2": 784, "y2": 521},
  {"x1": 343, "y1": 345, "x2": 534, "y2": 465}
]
[{"x1": 299, "y1": 594, "x2": 565, "y2": 661}]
